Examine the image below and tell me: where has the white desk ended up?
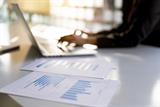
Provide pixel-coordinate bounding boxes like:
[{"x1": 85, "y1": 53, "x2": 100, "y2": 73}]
[{"x1": 0, "y1": 45, "x2": 160, "y2": 107}]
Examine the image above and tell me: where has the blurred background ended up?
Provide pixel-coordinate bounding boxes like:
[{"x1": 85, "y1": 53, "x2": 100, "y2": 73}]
[
  {"x1": 0, "y1": 0, "x2": 122, "y2": 45},
  {"x1": 3, "y1": 0, "x2": 122, "y2": 31}
]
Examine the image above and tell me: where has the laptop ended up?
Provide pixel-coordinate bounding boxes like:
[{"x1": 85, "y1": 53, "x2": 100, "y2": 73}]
[{"x1": 11, "y1": 4, "x2": 97, "y2": 57}]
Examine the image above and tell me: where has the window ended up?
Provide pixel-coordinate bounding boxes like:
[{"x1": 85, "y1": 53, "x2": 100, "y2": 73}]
[
  {"x1": 49, "y1": 0, "x2": 122, "y2": 32},
  {"x1": 7, "y1": 0, "x2": 122, "y2": 32}
]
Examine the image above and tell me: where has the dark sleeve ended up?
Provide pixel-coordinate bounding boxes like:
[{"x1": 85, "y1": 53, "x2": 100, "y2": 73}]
[{"x1": 97, "y1": 0, "x2": 160, "y2": 48}]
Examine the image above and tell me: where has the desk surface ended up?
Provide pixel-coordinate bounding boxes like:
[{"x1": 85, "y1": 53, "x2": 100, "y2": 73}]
[{"x1": 0, "y1": 45, "x2": 160, "y2": 107}]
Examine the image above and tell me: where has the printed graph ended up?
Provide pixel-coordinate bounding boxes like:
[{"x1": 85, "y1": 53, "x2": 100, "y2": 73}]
[
  {"x1": 24, "y1": 75, "x2": 65, "y2": 90},
  {"x1": 36, "y1": 59, "x2": 99, "y2": 71},
  {"x1": 61, "y1": 80, "x2": 91, "y2": 101}
]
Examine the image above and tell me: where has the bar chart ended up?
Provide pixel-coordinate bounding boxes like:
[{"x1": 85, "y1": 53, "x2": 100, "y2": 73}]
[
  {"x1": 61, "y1": 80, "x2": 91, "y2": 101},
  {"x1": 0, "y1": 72, "x2": 119, "y2": 107},
  {"x1": 24, "y1": 75, "x2": 65, "y2": 91}
]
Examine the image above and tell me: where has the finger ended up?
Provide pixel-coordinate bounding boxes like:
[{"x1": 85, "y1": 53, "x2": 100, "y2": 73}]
[
  {"x1": 58, "y1": 37, "x2": 67, "y2": 42},
  {"x1": 67, "y1": 43, "x2": 76, "y2": 51},
  {"x1": 60, "y1": 41, "x2": 70, "y2": 52}
]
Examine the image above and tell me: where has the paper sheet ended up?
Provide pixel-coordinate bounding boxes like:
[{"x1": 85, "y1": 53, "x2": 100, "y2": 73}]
[
  {"x1": 0, "y1": 72, "x2": 119, "y2": 107},
  {"x1": 21, "y1": 57, "x2": 115, "y2": 79}
]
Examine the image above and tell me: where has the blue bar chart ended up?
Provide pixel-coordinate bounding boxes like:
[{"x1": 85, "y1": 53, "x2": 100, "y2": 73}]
[
  {"x1": 24, "y1": 75, "x2": 65, "y2": 90},
  {"x1": 61, "y1": 80, "x2": 91, "y2": 101},
  {"x1": 0, "y1": 72, "x2": 119, "y2": 107}
]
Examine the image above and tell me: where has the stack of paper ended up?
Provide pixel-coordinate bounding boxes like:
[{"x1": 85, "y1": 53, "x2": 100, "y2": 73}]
[
  {"x1": 0, "y1": 57, "x2": 119, "y2": 107},
  {"x1": 0, "y1": 72, "x2": 119, "y2": 107}
]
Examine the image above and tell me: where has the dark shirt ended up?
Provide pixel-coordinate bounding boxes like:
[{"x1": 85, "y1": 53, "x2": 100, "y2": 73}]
[{"x1": 97, "y1": 0, "x2": 160, "y2": 48}]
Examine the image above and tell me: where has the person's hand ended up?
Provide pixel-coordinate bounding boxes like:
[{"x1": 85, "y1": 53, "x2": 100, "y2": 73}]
[
  {"x1": 58, "y1": 34, "x2": 87, "y2": 47},
  {"x1": 58, "y1": 29, "x2": 98, "y2": 51},
  {"x1": 75, "y1": 30, "x2": 97, "y2": 37}
]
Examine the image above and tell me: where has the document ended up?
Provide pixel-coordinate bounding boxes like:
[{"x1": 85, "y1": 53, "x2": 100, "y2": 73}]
[
  {"x1": 0, "y1": 72, "x2": 119, "y2": 107},
  {"x1": 21, "y1": 57, "x2": 116, "y2": 79}
]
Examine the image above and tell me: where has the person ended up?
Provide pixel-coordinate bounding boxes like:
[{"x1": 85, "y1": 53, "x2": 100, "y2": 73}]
[{"x1": 58, "y1": 0, "x2": 160, "y2": 48}]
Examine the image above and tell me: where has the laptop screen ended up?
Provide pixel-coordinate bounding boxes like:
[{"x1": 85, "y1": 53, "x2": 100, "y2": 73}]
[{"x1": 10, "y1": 3, "x2": 40, "y2": 49}]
